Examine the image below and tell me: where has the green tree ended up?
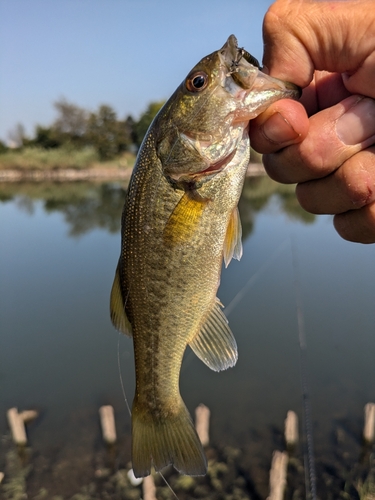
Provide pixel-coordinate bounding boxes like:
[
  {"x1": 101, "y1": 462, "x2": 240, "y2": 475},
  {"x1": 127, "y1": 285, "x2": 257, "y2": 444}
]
[
  {"x1": 33, "y1": 125, "x2": 62, "y2": 149},
  {"x1": 87, "y1": 105, "x2": 132, "y2": 160},
  {"x1": 134, "y1": 100, "x2": 165, "y2": 149},
  {"x1": 0, "y1": 140, "x2": 8, "y2": 154}
]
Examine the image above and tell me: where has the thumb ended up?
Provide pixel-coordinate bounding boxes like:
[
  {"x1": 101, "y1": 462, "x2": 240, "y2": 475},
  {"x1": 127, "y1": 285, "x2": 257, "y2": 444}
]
[{"x1": 262, "y1": 0, "x2": 375, "y2": 91}]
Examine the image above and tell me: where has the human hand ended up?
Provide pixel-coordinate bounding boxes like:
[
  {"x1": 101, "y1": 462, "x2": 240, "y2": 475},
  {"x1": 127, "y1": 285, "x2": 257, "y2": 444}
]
[{"x1": 249, "y1": 0, "x2": 375, "y2": 243}]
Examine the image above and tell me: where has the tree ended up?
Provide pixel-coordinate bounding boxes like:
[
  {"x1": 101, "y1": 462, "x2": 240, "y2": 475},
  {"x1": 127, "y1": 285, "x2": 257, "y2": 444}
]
[
  {"x1": 0, "y1": 140, "x2": 8, "y2": 154},
  {"x1": 87, "y1": 105, "x2": 130, "y2": 160},
  {"x1": 33, "y1": 125, "x2": 62, "y2": 149},
  {"x1": 134, "y1": 100, "x2": 165, "y2": 149},
  {"x1": 52, "y1": 98, "x2": 88, "y2": 147}
]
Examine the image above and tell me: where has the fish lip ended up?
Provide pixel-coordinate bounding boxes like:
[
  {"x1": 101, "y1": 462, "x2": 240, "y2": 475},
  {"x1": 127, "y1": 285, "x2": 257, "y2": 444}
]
[{"x1": 251, "y1": 71, "x2": 301, "y2": 99}]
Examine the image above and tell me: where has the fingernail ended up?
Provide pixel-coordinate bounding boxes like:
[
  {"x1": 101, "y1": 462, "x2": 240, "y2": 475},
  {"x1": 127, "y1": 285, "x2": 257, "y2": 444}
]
[
  {"x1": 336, "y1": 96, "x2": 375, "y2": 145},
  {"x1": 262, "y1": 112, "x2": 300, "y2": 144}
]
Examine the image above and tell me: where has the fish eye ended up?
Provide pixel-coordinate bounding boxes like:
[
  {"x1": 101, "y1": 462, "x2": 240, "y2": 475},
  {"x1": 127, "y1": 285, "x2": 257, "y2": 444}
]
[{"x1": 186, "y1": 71, "x2": 209, "y2": 92}]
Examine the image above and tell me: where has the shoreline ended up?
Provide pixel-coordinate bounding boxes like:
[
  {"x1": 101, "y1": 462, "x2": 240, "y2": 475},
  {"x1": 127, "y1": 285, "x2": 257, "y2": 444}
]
[{"x1": 0, "y1": 163, "x2": 266, "y2": 183}]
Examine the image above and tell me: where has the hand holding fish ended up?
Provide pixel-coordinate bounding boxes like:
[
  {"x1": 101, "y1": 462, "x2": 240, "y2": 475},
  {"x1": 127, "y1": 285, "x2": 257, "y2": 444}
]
[{"x1": 250, "y1": 0, "x2": 375, "y2": 243}]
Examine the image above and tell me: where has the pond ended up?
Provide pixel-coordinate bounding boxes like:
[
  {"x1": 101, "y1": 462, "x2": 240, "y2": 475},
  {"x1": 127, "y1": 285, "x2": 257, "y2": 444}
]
[{"x1": 1, "y1": 177, "x2": 375, "y2": 498}]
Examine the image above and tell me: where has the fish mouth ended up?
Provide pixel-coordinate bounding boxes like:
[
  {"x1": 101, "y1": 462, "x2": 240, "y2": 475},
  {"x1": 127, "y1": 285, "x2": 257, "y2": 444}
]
[{"x1": 221, "y1": 35, "x2": 301, "y2": 111}]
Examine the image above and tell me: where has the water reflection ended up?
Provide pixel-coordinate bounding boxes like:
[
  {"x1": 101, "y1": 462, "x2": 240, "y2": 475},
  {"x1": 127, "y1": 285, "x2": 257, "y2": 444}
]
[
  {"x1": 1, "y1": 177, "x2": 374, "y2": 498},
  {"x1": 0, "y1": 176, "x2": 315, "y2": 239},
  {"x1": 0, "y1": 182, "x2": 126, "y2": 235}
]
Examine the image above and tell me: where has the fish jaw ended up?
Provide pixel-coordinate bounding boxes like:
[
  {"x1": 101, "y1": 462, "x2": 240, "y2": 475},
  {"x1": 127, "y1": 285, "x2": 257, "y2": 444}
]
[{"x1": 228, "y1": 70, "x2": 301, "y2": 123}]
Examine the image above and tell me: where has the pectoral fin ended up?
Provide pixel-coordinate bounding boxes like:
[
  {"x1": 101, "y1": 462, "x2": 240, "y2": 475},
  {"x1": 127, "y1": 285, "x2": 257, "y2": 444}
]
[
  {"x1": 189, "y1": 298, "x2": 237, "y2": 372},
  {"x1": 110, "y1": 264, "x2": 132, "y2": 337},
  {"x1": 163, "y1": 191, "x2": 209, "y2": 246},
  {"x1": 223, "y1": 206, "x2": 243, "y2": 268}
]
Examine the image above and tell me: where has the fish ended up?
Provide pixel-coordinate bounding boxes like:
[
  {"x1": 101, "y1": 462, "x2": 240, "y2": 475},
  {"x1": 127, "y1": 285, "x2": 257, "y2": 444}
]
[{"x1": 110, "y1": 35, "x2": 300, "y2": 478}]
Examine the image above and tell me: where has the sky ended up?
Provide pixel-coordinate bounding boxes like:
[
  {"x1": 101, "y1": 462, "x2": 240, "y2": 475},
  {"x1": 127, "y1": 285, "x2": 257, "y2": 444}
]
[{"x1": 0, "y1": 0, "x2": 274, "y2": 143}]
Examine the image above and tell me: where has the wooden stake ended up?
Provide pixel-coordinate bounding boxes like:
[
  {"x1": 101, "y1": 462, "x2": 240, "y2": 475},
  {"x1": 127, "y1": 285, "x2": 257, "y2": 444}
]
[
  {"x1": 7, "y1": 408, "x2": 27, "y2": 446},
  {"x1": 284, "y1": 410, "x2": 298, "y2": 448},
  {"x1": 99, "y1": 405, "x2": 117, "y2": 445},
  {"x1": 195, "y1": 404, "x2": 210, "y2": 446},
  {"x1": 363, "y1": 403, "x2": 375, "y2": 443},
  {"x1": 267, "y1": 450, "x2": 288, "y2": 500},
  {"x1": 19, "y1": 410, "x2": 38, "y2": 423},
  {"x1": 143, "y1": 474, "x2": 156, "y2": 500}
]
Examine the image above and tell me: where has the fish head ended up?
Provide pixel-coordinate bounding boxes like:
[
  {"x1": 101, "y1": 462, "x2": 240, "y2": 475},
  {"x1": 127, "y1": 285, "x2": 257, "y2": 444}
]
[{"x1": 156, "y1": 35, "x2": 301, "y2": 187}]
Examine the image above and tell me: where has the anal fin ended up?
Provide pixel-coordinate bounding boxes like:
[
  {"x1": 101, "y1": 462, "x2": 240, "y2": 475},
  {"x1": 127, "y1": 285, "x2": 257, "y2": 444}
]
[{"x1": 189, "y1": 298, "x2": 238, "y2": 372}]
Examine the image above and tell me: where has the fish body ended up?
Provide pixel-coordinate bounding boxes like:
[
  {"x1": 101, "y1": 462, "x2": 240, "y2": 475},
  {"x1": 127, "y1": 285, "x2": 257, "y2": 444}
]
[{"x1": 110, "y1": 35, "x2": 300, "y2": 478}]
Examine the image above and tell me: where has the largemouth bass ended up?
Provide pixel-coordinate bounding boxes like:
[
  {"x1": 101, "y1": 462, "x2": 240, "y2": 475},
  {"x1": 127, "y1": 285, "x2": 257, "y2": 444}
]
[{"x1": 110, "y1": 35, "x2": 300, "y2": 478}]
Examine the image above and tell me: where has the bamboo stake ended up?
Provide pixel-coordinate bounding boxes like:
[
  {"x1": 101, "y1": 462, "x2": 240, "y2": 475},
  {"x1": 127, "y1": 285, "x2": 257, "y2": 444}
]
[
  {"x1": 19, "y1": 410, "x2": 38, "y2": 423},
  {"x1": 7, "y1": 408, "x2": 27, "y2": 446},
  {"x1": 363, "y1": 403, "x2": 375, "y2": 443},
  {"x1": 99, "y1": 405, "x2": 117, "y2": 444},
  {"x1": 267, "y1": 450, "x2": 288, "y2": 500},
  {"x1": 195, "y1": 404, "x2": 210, "y2": 446},
  {"x1": 143, "y1": 474, "x2": 156, "y2": 500},
  {"x1": 284, "y1": 411, "x2": 298, "y2": 448}
]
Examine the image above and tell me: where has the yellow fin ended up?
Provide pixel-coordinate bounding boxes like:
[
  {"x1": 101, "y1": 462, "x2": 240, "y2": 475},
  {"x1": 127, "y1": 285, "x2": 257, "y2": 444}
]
[
  {"x1": 223, "y1": 206, "x2": 243, "y2": 268},
  {"x1": 109, "y1": 264, "x2": 132, "y2": 337},
  {"x1": 131, "y1": 397, "x2": 207, "y2": 478},
  {"x1": 163, "y1": 191, "x2": 208, "y2": 246},
  {"x1": 189, "y1": 298, "x2": 237, "y2": 372}
]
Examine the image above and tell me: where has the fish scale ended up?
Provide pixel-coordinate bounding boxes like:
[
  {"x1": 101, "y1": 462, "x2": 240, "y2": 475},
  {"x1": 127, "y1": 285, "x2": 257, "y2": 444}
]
[{"x1": 110, "y1": 34, "x2": 301, "y2": 478}]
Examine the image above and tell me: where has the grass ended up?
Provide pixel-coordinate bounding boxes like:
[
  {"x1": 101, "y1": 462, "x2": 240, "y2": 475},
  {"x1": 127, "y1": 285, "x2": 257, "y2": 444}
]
[{"x1": 0, "y1": 146, "x2": 136, "y2": 171}]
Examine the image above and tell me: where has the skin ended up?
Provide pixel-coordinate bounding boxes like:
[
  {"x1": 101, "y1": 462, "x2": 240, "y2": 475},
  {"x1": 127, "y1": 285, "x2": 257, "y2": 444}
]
[{"x1": 249, "y1": 0, "x2": 375, "y2": 243}]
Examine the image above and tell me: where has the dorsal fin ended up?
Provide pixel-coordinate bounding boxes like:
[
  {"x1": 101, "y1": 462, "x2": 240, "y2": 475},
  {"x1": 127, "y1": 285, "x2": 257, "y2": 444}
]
[
  {"x1": 109, "y1": 264, "x2": 132, "y2": 337},
  {"x1": 189, "y1": 298, "x2": 237, "y2": 372}
]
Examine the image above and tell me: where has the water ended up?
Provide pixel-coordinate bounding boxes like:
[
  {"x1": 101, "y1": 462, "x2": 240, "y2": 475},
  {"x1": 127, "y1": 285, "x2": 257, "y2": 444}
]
[{"x1": 1, "y1": 178, "x2": 375, "y2": 496}]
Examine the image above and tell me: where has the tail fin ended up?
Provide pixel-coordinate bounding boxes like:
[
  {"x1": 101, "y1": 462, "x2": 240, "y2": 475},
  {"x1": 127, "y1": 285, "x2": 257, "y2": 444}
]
[{"x1": 131, "y1": 398, "x2": 207, "y2": 478}]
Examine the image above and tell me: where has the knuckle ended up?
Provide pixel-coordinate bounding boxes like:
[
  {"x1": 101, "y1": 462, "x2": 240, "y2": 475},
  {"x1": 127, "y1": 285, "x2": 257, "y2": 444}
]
[
  {"x1": 341, "y1": 155, "x2": 375, "y2": 208},
  {"x1": 333, "y1": 205, "x2": 375, "y2": 244},
  {"x1": 333, "y1": 213, "x2": 358, "y2": 242},
  {"x1": 295, "y1": 182, "x2": 316, "y2": 212}
]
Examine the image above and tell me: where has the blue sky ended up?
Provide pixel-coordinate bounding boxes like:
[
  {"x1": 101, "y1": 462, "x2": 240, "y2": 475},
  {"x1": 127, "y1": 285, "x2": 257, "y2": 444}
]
[{"x1": 0, "y1": 0, "x2": 273, "y2": 142}]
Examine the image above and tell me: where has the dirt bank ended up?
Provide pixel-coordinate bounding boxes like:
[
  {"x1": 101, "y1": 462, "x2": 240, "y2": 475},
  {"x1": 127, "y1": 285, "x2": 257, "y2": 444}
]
[{"x1": 0, "y1": 163, "x2": 266, "y2": 183}]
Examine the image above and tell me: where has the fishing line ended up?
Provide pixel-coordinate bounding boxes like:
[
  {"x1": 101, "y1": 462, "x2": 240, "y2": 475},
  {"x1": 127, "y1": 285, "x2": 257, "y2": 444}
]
[
  {"x1": 224, "y1": 238, "x2": 289, "y2": 317},
  {"x1": 180, "y1": 238, "x2": 290, "y2": 374},
  {"x1": 117, "y1": 332, "x2": 131, "y2": 417},
  {"x1": 290, "y1": 236, "x2": 317, "y2": 500}
]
